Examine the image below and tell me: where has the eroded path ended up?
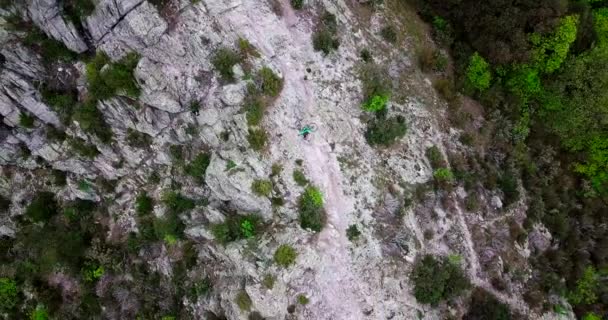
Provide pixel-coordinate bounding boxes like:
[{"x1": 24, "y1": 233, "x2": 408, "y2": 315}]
[{"x1": 213, "y1": 1, "x2": 369, "y2": 318}]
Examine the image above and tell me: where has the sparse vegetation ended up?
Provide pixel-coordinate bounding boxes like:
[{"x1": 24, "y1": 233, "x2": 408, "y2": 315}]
[
  {"x1": 297, "y1": 294, "x2": 309, "y2": 305},
  {"x1": 126, "y1": 128, "x2": 152, "y2": 148},
  {"x1": 19, "y1": 112, "x2": 35, "y2": 128},
  {"x1": 380, "y1": 25, "x2": 397, "y2": 43},
  {"x1": 86, "y1": 52, "x2": 140, "y2": 101},
  {"x1": 274, "y1": 244, "x2": 297, "y2": 267},
  {"x1": 312, "y1": 12, "x2": 339, "y2": 54},
  {"x1": 162, "y1": 191, "x2": 195, "y2": 215},
  {"x1": 463, "y1": 289, "x2": 512, "y2": 320},
  {"x1": 251, "y1": 179, "x2": 273, "y2": 197},
  {"x1": 211, "y1": 47, "x2": 242, "y2": 82},
  {"x1": 293, "y1": 170, "x2": 308, "y2": 186},
  {"x1": 411, "y1": 254, "x2": 470, "y2": 306},
  {"x1": 63, "y1": 0, "x2": 96, "y2": 24},
  {"x1": 72, "y1": 100, "x2": 113, "y2": 143},
  {"x1": 298, "y1": 186, "x2": 325, "y2": 232},
  {"x1": 69, "y1": 137, "x2": 100, "y2": 158},
  {"x1": 247, "y1": 128, "x2": 268, "y2": 151},
  {"x1": 263, "y1": 274, "x2": 275, "y2": 289},
  {"x1": 365, "y1": 115, "x2": 407, "y2": 146},
  {"x1": 136, "y1": 192, "x2": 154, "y2": 216},
  {"x1": 290, "y1": 0, "x2": 303, "y2": 10},
  {"x1": 360, "y1": 48, "x2": 372, "y2": 62},
  {"x1": 257, "y1": 67, "x2": 283, "y2": 97},
  {"x1": 425, "y1": 146, "x2": 445, "y2": 169},
  {"x1": 346, "y1": 224, "x2": 361, "y2": 241},
  {"x1": 236, "y1": 291, "x2": 252, "y2": 311},
  {"x1": 25, "y1": 192, "x2": 58, "y2": 222},
  {"x1": 184, "y1": 152, "x2": 211, "y2": 183},
  {"x1": 211, "y1": 214, "x2": 261, "y2": 244}
]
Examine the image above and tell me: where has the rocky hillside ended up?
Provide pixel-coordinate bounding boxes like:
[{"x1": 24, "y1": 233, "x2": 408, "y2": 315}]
[{"x1": 0, "y1": 0, "x2": 573, "y2": 319}]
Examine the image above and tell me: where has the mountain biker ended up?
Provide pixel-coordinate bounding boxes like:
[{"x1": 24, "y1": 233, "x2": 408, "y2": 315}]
[{"x1": 299, "y1": 126, "x2": 313, "y2": 140}]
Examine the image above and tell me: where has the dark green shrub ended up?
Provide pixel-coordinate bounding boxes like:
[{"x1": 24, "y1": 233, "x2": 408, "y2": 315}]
[
  {"x1": 185, "y1": 153, "x2": 211, "y2": 183},
  {"x1": 30, "y1": 305, "x2": 49, "y2": 320},
  {"x1": 298, "y1": 186, "x2": 325, "y2": 232},
  {"x1": 312, "y1": 29, "x2": 340, "y2": 55},
  {"x1": 346, "y1": 224, "x2": 361, "y2": 241},
  {"x1": 465, "y1": 194, "x2": 479, "y2": 211},
  {"x1": 86, "y1": 52, "x2": 140, "y2": 101},
  {"x1": 236, "y1": 291, "x2": 252, "y2": 311},
  {"x1": 257, "y1": 67, "x2": 283, "y2": 97},
  {"x1": 126, "y1": 128, "x2": 152, "y2": 148},
  {"x1": 463, "y1": 288, "x2": 512, "y2": 320},
  {"x1": 271, "y1": 163, "x2": 283, "y2": 177},
  {"x1": 211, "y1": 47, "x2": 241, "y2": 82},
  {"x1": 40, "y1": 88, "x2": 76, "y2": 125},
  {"x1": 189, "y1": 277, "x2": 212, "y2": 299},
  {"x1": 426, "y1": 146, "x2": 445, "y2": 169},
  {"x1": 295, "y1": 159, "x2": 303, "y2": 166},
  {"x1": 162, "y1": 191, "x2": 195, "y2": 215},
  {"x1": 263, "y1": 274, "x2": 275, "y2": 289},
  {"x1": 433, "y1": 78, "x2": 458, "y2": 104},
  {"x1": 411, "y1": 255, "x2": 470, "y2": 305},
  {"x1": 237, "y1": 38, "x2": 260, "y2": 59},
  {"x1": 360, "y1": 63, "x2": 391, "y2": 101},
  {"x1": 25, "y1": 192, "x2": 58, "y2": 222},
  {"x1": 417, "y1": 46, "x2": 437, "y2": 73},
  {"x1": 247, "y1": 128, "x2": 268, "y2": 151},
  {"x1": 22, "y1": 27, "x2": 76, "y2": 64},
  {"x1": 433, "y1": 168, "x2": 455, "y2": 188},
  {"x1": 297, "y1": 295, "x2": 309, "y2": 305},
  {"x1": 169, "y1": 145, "x2": 184, "y2": 162},
  {"x1": 211, "y1": 214, "x2": 261, "y2": 244},
  {"x1": 46, "y1": 126, "x2": 67, "y2": 142},
  {"x1": 293, "y1": 170, "x2": 308, "y2": 186},
  {"x1": 365, "y1": 116, "x2": 407, "y2": 146},
  {"x1": 291, "y1": 0, "x2": 303, "y2": 9},
  {"x1": 63, "y1": 0, "x2": 96, "y2": 24},
  {"x1": 72, "y1": 101, "x2": 113, "y2": 143},
  {"x1": 0, "y1": 195, "x2": 10, "y2": 212},
  {"x1": 0, "y1": 278, "x2": 17, "y2": 312},
  {"x1": 251, "y1": 179, "x2": 272, "y2": 197},
  {"x1": 245, "y1": 95, "x2": 265, "y2": 126},
  {"x1": 360, "y1": 48, "x2": 372, "y2": 62},
  {"x1": 499, "y1": 170, "x2": 520, "y2": 206},
  {"x1": 19, "y1": 112, "x2": 35, "y2": 128},
  {"x1": 274, "y1": 244, "x2": 297, "y2": 267},
  {"x1": 380, "y1": 26, "x2": 397, "y2": 43},
  {"x1": 153, "y1": 211, "x2": 185, "y2": 244},
  {"x1": 68, "y1": 137, "x2": 99, "y2": 158},
  {"x1": 136, "y1": 192, "x2": 154, "y2": 216}
]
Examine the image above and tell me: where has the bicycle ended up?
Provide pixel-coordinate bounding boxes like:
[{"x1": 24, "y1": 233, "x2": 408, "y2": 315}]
[{"x1": 298, "y1": 123, "x2": 317, "y2": 140}]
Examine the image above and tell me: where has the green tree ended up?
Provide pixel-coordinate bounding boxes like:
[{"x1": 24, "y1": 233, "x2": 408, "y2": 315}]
[
  {"x1": 465, "y1": 52, "x2": 492, "y2": 91},
  {"x1": 568, "y1": 266, "x2": 599, "y2": 305},
  {"x1": 298, "y1": 186, "x2": 325, "y2": 232},
  {"x1": 411, "y1": 255, "x2": 470, "y2": 305},
  {"x1": 530, "y1": 15, "x2": 579, "y2": 74},
  {"x1": 0, "y1": 278, "x2": 17, "y2": 311}
]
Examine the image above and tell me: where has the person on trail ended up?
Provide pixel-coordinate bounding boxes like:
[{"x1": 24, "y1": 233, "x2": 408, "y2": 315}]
[{"x1": 299, "y1": 125, "x2": 314, "y2": 140}]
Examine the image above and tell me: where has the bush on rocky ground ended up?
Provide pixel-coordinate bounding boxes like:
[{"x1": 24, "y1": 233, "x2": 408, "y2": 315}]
[
  {"x1": 411, "y1": 254, "x2": 470, "y2": 305},
  {"x1": 211, "y1": 214, "x2": 261, "y2": 244},
  {"x1": 211, "y1": 47, "x2": 242, "y2": 82},
  {"x1": 298, "y1": 186, "x2": 325, "y2": 232},
  {"x1": 274, "y1": 244, "x2": 297, "y2": 267}
]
